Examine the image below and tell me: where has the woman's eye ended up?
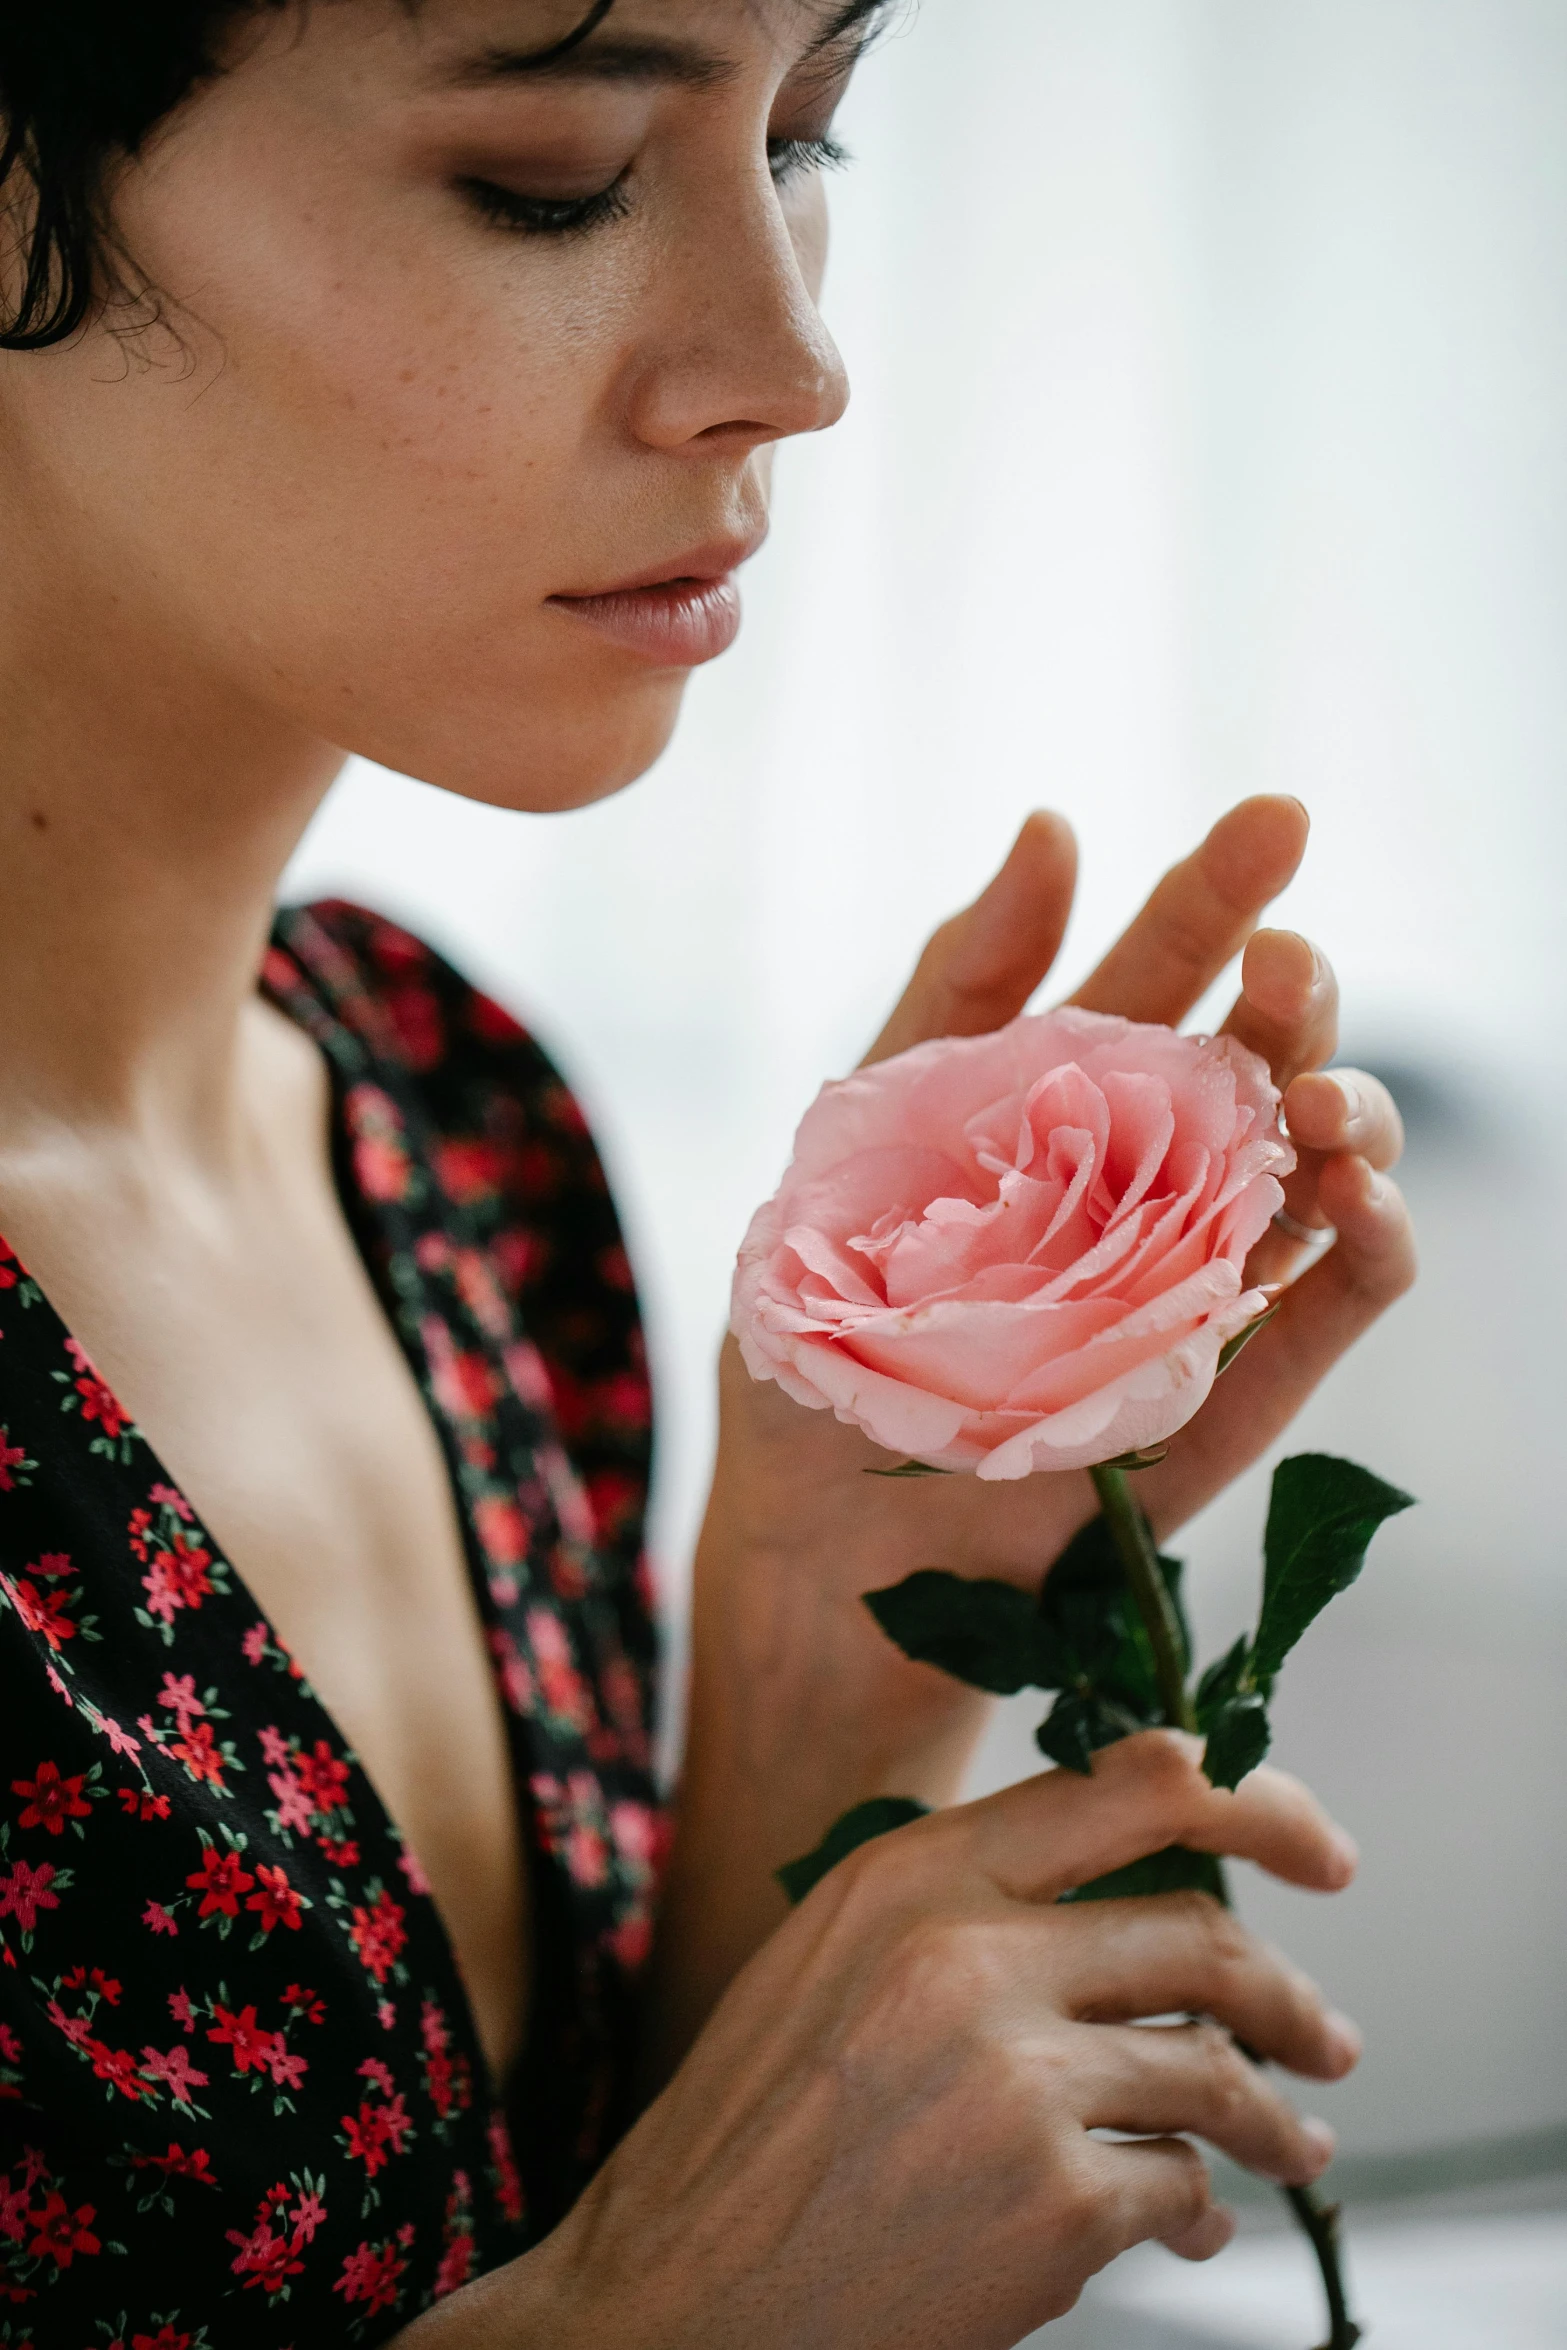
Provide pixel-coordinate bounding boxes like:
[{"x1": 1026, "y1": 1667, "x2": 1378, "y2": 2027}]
[
  {"x1": 457, "y1": 173, "x2": 632, "y2": 238},
  {"x1": 768, "y1": 136, "x2": 853, "y2": 190}
]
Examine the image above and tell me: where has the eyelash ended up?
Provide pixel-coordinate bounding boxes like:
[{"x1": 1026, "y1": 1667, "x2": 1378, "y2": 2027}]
[{"x1": 459, "y1": 136, "x2": 852, "y2": 239}]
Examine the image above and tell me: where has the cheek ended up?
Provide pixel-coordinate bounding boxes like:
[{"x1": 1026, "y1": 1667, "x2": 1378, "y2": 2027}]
[{"x1": 71, "y1": 139, "x2": 676, "y2": 807}]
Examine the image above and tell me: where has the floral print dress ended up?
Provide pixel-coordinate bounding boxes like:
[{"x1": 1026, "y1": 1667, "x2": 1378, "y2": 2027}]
[{"x1": 0, "y1": 904, "x2": 665, "y2": 2347}]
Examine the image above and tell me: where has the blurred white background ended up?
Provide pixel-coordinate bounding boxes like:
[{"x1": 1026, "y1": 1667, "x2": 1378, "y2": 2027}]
[{"x1": 286, "y1": 0, "x2": 1567, "y2": 2226}]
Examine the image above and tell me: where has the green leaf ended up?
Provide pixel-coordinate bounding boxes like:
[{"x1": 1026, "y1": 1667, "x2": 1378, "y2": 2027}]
[
  {"x1": 1201, "y1": 1695, "x2": 1273, "y2": 1790},
  {"x1": 863, "y1": 1461, "x2": 955, "y2": 1479},
  {"x1": 1194, "y1": 1633, "x2": 1253, "y2": 1730},
  {"x1": 1034, "y1": 1691, "x2": 1144, "y2": 1777},
  {"x1": 1060, "y1": 1845, "x2": 1226, "y2": 1905},
  {"x1": 1216, "y1": 1303, "x2": 1282, "y2": 1378},
  {"x1": 1252, "y1": 1454, "x2": 1416, "y2": 1688},
  {"x1": 777, "y1": 1796, "x2": 932, "y2": 1905},
  {"x1": 865, "y1": 1571, "x2": 1072, "y2": 1695}
]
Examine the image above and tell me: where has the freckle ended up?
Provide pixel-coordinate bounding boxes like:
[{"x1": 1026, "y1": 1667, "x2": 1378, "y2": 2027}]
[
  {"x1": 28, "y1": 809, "x2": 48, "y2": 832},
  {"x1": 398, "y1": 367, "x2": 415, "y2": 383}
]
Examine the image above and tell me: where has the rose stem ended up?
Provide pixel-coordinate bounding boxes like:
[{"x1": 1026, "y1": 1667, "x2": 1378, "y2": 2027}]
[
  {"x1": 1087, "y1": 1462, "x2": 1363, "y2": 2350},
  {"x1": 1088, "y1": 1464, "x2": 1195, "y2": 1731}
]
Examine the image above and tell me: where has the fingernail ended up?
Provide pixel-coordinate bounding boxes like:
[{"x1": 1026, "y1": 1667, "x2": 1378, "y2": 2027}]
[
  {"x1": 1302, "y1": 2118, "x2": 1337, "y2": 2173},
  {"x1": 1333, "y1": 1072, "x2": 1363, "y2": 1123},
  {"x1": 1329, "y1": 1826, "x2": 1360, "y2": 1879},
  {"x1": 1325, "y1": 2011, "x2": 1363, "y2": 2069}
]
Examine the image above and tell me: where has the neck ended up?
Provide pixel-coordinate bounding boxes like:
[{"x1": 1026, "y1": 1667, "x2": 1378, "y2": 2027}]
[{"x1": 0, "y1": 523, "x2": 344, "y2": 1154}]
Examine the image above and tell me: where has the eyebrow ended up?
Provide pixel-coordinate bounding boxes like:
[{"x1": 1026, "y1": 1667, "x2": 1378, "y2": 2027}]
[{"x1": 446, "y1": 0, "x2": 889, "y2": 92}]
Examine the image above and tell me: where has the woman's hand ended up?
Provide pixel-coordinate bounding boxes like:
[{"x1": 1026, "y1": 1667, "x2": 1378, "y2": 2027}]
[
  {"x1": 657, "y1": 796, "x2": 1414, "y2": 2055},
  {"x1": 405, "y1": 1738, "x2": 1362, "y2": 2350}
]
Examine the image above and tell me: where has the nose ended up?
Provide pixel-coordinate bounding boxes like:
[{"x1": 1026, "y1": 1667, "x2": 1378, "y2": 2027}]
[{"x1": 624, "y1": 178, "x2": 851, "y2": 456}]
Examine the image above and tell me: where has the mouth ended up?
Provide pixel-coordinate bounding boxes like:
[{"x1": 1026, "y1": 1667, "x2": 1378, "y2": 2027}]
[{"x1": 545, "y1": 533, "x2": 766, "y2": 668}]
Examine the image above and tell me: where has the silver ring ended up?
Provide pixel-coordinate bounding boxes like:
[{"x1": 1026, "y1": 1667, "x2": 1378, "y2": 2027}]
[{"x1": 1273, "y1": 1208, "x2": 1337, "y2": 1247}]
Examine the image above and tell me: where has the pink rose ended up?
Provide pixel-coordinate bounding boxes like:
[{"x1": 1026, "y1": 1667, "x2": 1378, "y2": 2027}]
[{"x1": 732, "y1": 1007, "x2": 1293, "y2": 1479}]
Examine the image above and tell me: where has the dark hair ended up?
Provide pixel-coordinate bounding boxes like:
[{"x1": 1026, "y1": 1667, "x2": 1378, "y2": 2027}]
[{"x1": 0, "y1": 0, "x2": 616, "y2": 351}]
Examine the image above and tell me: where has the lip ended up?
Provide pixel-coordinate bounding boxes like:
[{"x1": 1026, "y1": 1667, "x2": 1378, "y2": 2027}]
[{"x1": 546, "y1": 533, "x2": 765, "y2": 667}]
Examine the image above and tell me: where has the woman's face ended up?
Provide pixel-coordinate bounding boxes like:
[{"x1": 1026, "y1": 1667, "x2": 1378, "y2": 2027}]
[{"x1": 0, "y1": 0, "x2": 864, "y2": 809}]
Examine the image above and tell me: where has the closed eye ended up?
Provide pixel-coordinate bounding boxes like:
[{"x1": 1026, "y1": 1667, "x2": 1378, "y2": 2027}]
[
  {"x1": 457, "y1": 172, "x2": 633, "y2": 236},
  {"x1": 769, "y1": 135, "x2": 853, "y2": 188}
]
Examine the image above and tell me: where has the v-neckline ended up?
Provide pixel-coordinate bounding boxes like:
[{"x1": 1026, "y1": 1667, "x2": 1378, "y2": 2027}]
[{"x1": 0, "y1": 991, "x2": 537, "y2": 2117}]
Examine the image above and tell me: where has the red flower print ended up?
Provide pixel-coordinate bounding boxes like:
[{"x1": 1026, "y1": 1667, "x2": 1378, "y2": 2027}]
[
  {"x1": 140, "y1": 1537, "x2": 213, "y2": 1627},
  {"x1": 469, "y1": 989, "x2": 525, "y2": 1044},
  {"x1": 169, "y1": 1719, "x2": 226, "y2": 1790},
  {"x1": 347, "y1": 1889, "x2": 406, "y2": 1985},
  {"x1": 345, "y1": 1085, "x2": 412, "y2": 1203},
  {"x1": 241, "y1": 1619, "x2": 270, "y2": 1664},
  {"x1": 434, "y1": 2231, "x2": 475, "y2": 2296},
  {"x1": 63, "y1": 1965, "x2": 121, "y2": 2004},
  {"x1": 258, "y1": 1725, "x2": 290, "y2": 1767},
  {"x1": 423, "y1": 1321, "x2": 498, "y2": 1421},
  {"x1": 384, "y1": 981, "x2": 444, "y2": 1071},
  {"x1": 168, "y1": 1988, "x2": 195, "y2": 2034},
  {"x1": 334, "y1": 2236, "x2": 407, "y2": 2317},
  {"x1": 281, "y1": 1983, "x2": 326, "y2": 2025},
  {"x1": 291, "y1": 2184, "x2": 326, "y2": 2244},
  {"x1": 128, "y1": 2142, "x2": 216, "y2": 2188},
  {"x1": 0, "y1": 1430, "x2": 29, "y2": 1492},
  {"x1": 318, "y1": 1834, "x2": 360, "y2": 1868},
  {"x1": 501, "y1": 1337, "x2": 554, "y2": 1409},
  {"x1": 418, "y1": 1997, "x2": 471, "y2": 2124},
  {"x1": 33, "y1": 1553, "x2": 72, "y2": 1579},
  {"x1": 0, "y1": 1860, "x2": 59, "y2": 1936},
  {"x1": 486, "y1": 2110, "x2": 525, "y2": 2224},
  {"x1": 84, "y1": 2039, "x2": 150, "y2": 2100},
  {"x1": 566, "y1": 1820, "x2": 608, "y2": 1889},
  {"x1": 138, "y1": 2045, "x2": 209, "y2": 2106},
  {"x1": 358, "y1": 2057, "x2": 394, "y2": 2096},
  {"x1": 3, "y1": 1577, "x2": 75, "y2": 1651},
  {"x1": 120, "y1": 1789, "x2": 172, "y2": 1822},
  {"x1": 432, "y1": 1138, "x2": 503, "y2": 1204},
  {"x1": 157, "y1": 1673, "x2": 205, "y2": 1728},
  {"x1": 96, "y1": 1713, "x2": 142, "y2": 1760},
  {"x1": 527, "y1": 1609, "x2": 591, "y2": 1731},
  {"x1": 246, "y1": 1864, "x2": 304, "y2": 1934},
  {"x1": 141, "y1": 1901, "x2": 178, "y2": 1936},
  {"x1": 26, "y1": 2188, "x2": 100, "y2": 2268},
  {"x1": 149, "y1": 1482, "x2": 193, "y2": 1520},
  {"x1": 395, "y1": 1846, "x2": 431, "y2": 1897},
  {"x1": 0, "y1": 1240, "x2": 16, "y2": 1290},
  {"x1": 186, "y1": 1845, "x2": 254, "y2": 1918},
  {"x1": 341, "y1": 2091, "x2": 412, "y2": 2177},
  {"x1": 64, "y1": 1338, "x2": 129, "y2": 1441},
  {"x1": 12, "y1": 1759, "x2": 92, "y2": 1835},
  {"x1": 267, "y1": 2044, "x2": 308, "y2": 2093},
  {"x1": 206, "y1": 2004, "x2": 280, "y2": 2077},
  {"x1": 0, "y1": 2024, "x2": 20, "y2": 2062},
  {"x1": 227, "y1": 2211, "x2": 305, "y2": 2296},
  {"x1": 293, "y1": 1739, "x2": 350, "y2": 1817},
  {"x1": 473, "y1": 1493, "x2": 528, "y2": 1566},
  {"x1": 487, "y1": 1627, "x2": 532, "y2": 1712},
  {"x1": 267, "y1": 1765, "x2": 314, "y2": 1837},
  {"x1": 133, "y1": 2329, "x2": 193, "y2": 2350}
]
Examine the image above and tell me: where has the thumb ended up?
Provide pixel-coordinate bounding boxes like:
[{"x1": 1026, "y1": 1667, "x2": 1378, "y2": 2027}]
[{"x1": 862, "y1": 811, "x2": 1079, "y2": 1066}]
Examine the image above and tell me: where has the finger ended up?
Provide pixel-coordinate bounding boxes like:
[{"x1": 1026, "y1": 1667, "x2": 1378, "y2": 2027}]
[
  {"x1": 1219, "y1": 929, "x2": 1339, "y2": 1088},
  {"x1": 863, "y1": 813, "x2": 1078, "y2": 1065},
  {"x1": 961, "y1": 1732, "x2": 1359, "y2": 1905},
  {"x1": 1069, "y1": 797, "x2": 1308, "y2": 1024},
  {"x1": 1162, "y1": 2202, "x2": 1238, "y2": 2263},
  {"x1": 1083, "y1": 2135, "x2": 1217, "y2": 2269},
  {"x1": 1139, "y1": 1157, "x2": 1417, "y2": 1533},
  {"x1": 1049, "y1": 1895, "x2": 1361, "y2": 2081},
  {"x1": 1082, "y1": 2021, "x2": 1337, "y2": 2187},
  {"x1": 1284, "y1": 1068, "x2": 1405, "y2": 1173}
]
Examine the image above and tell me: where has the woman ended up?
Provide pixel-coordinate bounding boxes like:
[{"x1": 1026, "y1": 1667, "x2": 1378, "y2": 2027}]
[{"x1": 0, "y1": 2, "x2": 1415, "y2": 2342}]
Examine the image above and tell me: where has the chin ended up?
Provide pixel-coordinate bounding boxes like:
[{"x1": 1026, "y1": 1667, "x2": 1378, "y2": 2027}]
[{"x1": 334, "y1": 667, "x2": 693, "y2": 817}]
